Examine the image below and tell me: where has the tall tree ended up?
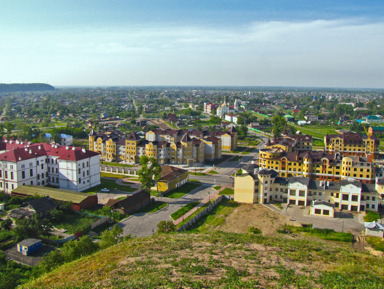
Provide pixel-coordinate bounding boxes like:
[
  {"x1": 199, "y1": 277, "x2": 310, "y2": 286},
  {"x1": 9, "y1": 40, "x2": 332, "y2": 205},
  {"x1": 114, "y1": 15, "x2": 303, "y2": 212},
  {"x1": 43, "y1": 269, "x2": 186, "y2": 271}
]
[
  {"x1": 137, "y1": 156, "x2": 161, "y2": 192},
  {"x1": 271, "y1": 115, "x2": 287, "y2": 138}
]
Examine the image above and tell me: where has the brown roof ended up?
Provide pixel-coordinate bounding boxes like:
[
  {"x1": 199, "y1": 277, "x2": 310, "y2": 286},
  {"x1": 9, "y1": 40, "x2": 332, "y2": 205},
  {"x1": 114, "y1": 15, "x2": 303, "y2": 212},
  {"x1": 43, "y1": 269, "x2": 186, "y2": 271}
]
[{"x1": 160, "y1": 165, "x2": 187, "y2": 182}]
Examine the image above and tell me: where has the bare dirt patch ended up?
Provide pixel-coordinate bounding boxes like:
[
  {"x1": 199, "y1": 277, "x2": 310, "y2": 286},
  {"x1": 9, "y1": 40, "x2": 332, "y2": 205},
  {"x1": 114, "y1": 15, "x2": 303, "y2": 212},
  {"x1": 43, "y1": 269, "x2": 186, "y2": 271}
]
[{"x1": 217, "y1": 204, "x2": 294, "y2": 236}]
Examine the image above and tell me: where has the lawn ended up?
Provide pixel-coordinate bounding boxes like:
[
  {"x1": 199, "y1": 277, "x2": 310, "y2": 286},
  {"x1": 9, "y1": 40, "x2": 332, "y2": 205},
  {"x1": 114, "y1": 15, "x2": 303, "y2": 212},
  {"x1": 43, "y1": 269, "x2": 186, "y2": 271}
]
[
  {"x1": 52, "y1": 212, "x2": 99, "y2": 234},
  {"x1": 100, "y1": 172, "x2": 129, "y2": 179},
  {"x1": 189, "y1": 199, "x2": 239, "y2": 232},
  {"x1": 84, "y1": 178, "x2": 137, "y2": 193},
  {"x1": 293, "y1": 124, "x2": 349, "y2": 139},
  {"x1": 213, "y1": 186, "x2": 222, "y2": 190},
  {"x1": 229, "y1": 156, "x2": 242, "y2": 162},
  {"x1": 204, "y1": 154, "x2": 232, "y2": 166},
  {"x1": 171, "y1": 202, "x2": 200, "y2": 220},
  {"x1": 364, "y1": 211, "x2": 380, "y2": 222},
  {"x1": 366, "y1": 236, "x2": 384, "y2": 252},
  {"x1": 279, "y1": 225, "x2": 354, "y2": 242},
  {"x1": 138, "y1": 201, "x2": 167, "y2": 213},
  {"x1": 208, "y1": 170, "x2": 218, "y2": 174},
  {"x1": 101, "y1": 161, "x2": 136, "y2": 168},
  {"x1": 177, "y1": 202, "x2": 212, "y2": 229},
  {"x1": 163, "y1": 182, "x2": 201, "y2": 198},
  {"x1": 219, "y1": 188, "x2": 234, "y2": 195}
]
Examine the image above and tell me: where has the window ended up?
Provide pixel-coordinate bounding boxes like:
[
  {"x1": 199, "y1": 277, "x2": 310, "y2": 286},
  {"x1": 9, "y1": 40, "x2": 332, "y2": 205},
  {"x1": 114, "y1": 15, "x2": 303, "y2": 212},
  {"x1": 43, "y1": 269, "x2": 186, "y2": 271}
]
[
  {"x1": 323, "y1": 210, "x2": 330, "y2": 215},
  {"x1": 41, "y1": 164, "x2": 44, "y2": 169},
  {"x1": 30, "y1": 169, "x2": 33, "y2": 177},
  {"x1": 37, "y1": 161, "x2": 39, "y2": 165},
  {"x1": 342, "y1": 194, "x2": 349, "y2": 201},
  {"x1": 372, "y1": 197, "x2": 376, "y2": 201},
  {"x1": 299, "y1": 190, "x2": 305, "y2": 197},
  {"x1": 351, "y1": 195, "x2": 358, "y2": 202},
  {"x1": 4, "y1": 171, "x2": 7, "y2": 179},
  {"x1": 22, "y1": 171, "x2": 25, "y2": 179},
  {"x1": 315, "y1": 209, "x2": 321, "y2": 214}
]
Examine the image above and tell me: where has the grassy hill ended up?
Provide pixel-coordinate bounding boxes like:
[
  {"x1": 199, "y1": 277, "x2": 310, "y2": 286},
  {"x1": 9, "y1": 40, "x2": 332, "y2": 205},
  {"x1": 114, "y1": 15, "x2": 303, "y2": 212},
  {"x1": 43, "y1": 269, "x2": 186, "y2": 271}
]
[{"x1": 23, "y1": 231, "x2": 384, "y2": 288}]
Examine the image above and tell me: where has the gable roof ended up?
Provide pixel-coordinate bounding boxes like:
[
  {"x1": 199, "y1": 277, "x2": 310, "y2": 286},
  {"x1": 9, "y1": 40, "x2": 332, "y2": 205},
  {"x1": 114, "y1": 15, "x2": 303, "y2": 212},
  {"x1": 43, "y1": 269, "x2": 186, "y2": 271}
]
[
  {"x1": 12, "y1": 186, "x2": 96, "y2": 204},
  {"x1": 26, "y1": 197, "x2": 57, "y2": 214},
  {"x1": 0, "y1": 142, "x2": 99, "y2": 162}
]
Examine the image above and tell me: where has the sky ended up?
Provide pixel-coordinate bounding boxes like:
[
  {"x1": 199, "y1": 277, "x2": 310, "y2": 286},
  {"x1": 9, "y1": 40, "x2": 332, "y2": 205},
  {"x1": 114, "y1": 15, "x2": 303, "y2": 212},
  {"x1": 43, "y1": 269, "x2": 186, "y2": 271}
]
[{"x1": 0, "y1": 0, "x2": 383, "y2": 88}]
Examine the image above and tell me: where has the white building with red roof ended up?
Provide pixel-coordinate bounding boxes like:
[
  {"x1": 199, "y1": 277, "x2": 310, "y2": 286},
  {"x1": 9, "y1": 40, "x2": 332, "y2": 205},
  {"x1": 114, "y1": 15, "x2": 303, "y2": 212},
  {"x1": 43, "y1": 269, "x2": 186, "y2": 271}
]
[{"x1": 0, "y1": 140, "x2": 100, "y2": 193}]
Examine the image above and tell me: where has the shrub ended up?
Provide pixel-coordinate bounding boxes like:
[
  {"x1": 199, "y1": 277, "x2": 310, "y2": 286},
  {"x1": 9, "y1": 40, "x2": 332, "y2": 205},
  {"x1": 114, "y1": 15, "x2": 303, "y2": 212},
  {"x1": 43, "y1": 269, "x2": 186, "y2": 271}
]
[
  {"x1": 364, "y1": 211, "x2": 380, "y2": 222},
  {"x1": 248, "y1": 227, "x2": 262, "y2": 234},
  {"x1": 157, "y1": 221, "x2": 176, "y2": 233}
]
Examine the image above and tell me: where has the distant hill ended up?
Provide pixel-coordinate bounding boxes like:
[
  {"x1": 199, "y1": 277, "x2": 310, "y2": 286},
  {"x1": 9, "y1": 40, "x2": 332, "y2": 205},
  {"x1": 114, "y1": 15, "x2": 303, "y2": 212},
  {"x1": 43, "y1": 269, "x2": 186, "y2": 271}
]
[{"x1": 0, "y1": 83, "x2": 55, "y2": 93}]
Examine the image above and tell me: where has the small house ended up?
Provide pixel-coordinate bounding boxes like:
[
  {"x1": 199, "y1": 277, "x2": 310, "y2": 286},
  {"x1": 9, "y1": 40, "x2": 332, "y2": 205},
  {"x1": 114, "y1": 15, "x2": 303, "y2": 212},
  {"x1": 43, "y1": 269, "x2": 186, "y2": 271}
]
[
  {"x1": 105, "y1": 190, "x2": 150, "y2": 215},
  {"x1": 17, "y1": 238, "x2": 42, "y2": 256},
  {"x1": 310, "y1": 201, "x2": 335, "y2": 218},
  {"x1": 364, "y1": 221, "x2": 384, "y2": 238},
  {"x1": 26, "y1": 197, "x2": 57, "y2": 218}
]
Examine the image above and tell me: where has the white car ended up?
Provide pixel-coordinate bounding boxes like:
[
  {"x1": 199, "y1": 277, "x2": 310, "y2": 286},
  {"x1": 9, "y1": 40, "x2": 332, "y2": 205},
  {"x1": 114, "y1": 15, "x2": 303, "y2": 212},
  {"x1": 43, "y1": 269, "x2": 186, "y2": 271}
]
[{"x1": 100, "y1": 188, "x2": 110, "y2": 192}]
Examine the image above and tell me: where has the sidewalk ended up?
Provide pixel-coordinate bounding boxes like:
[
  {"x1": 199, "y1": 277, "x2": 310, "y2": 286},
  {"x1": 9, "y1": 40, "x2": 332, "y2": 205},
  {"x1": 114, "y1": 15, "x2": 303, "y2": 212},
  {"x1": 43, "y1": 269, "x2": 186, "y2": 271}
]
[{"x1": 173, "y1": 186, "x2": 228, "y2": 225}]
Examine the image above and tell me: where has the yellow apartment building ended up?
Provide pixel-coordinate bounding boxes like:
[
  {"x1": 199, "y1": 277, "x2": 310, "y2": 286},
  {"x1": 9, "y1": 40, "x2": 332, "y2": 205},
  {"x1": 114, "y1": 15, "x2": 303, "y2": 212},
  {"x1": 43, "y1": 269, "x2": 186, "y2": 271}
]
[{"x1": 259, "y1": 148, "x2": 376, "y2": 184}]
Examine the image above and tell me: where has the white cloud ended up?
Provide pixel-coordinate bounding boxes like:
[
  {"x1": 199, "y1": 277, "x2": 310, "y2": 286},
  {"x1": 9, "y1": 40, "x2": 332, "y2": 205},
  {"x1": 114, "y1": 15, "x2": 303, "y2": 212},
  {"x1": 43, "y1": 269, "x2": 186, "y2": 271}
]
[{"x1": 0, "y1": 19, "x2": 383, "y2": 87}]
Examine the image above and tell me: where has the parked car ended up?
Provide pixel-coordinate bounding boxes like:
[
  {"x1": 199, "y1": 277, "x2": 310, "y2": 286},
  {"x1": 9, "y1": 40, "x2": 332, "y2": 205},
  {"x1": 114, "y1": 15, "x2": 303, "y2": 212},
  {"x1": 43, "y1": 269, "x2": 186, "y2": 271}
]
[{"x1": 100, "y1": 188, "x2": 110, "y2": 193}]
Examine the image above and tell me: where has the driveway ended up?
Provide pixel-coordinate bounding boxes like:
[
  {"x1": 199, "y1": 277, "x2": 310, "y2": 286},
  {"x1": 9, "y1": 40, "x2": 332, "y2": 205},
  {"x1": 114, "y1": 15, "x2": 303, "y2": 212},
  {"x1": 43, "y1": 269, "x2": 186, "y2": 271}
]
[
  {"x1": 281, "y1": 205, "x2": 364, "y2": 235},
  {"x1": 118, "y1": 184, "x2": 215, "y2": 237}
]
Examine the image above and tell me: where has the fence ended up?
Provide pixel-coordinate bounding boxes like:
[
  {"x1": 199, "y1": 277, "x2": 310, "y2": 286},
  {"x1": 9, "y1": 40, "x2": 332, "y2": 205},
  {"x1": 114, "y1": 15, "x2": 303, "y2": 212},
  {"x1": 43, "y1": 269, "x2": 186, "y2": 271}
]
[
  {"x1": 101, "y1": 166, "x2": 138, "y2": 176},
  {"x1": 91, "y1": 216, "x2": 110, "y2": 230},
  {"x1": 178, "y1": 196, "x2": 223, "y2": 231}
]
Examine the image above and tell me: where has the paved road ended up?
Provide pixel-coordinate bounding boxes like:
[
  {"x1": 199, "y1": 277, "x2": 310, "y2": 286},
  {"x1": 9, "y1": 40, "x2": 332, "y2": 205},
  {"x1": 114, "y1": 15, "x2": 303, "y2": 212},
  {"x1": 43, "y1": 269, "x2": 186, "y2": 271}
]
[
  {"x1": 281, "y1": 205, "x2": 364, "y2": 234},
  {"x1": 118, "y1": 184, "x2": 215, "y2": 237}
]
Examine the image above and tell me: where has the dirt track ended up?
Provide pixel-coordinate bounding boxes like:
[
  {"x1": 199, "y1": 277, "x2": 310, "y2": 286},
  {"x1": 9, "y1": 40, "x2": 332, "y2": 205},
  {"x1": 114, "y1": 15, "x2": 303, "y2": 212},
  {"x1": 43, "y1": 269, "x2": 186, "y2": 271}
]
[{"x1": 218, "y1": 204, "x2": 294, "y2": 236}]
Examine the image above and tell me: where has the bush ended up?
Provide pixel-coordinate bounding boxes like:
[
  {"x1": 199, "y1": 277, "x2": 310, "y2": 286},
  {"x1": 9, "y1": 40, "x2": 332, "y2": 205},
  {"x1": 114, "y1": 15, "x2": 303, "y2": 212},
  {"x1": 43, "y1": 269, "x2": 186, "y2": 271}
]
[
  {"x1": 364, "y1": 211, "x2": 380, "y2": 222},
  {"x1": 248, "y1": 227, "x2": 262, "y2": 234},
  {"x1": 157, "y1": 221, "x2": 176, "y2": 233}
]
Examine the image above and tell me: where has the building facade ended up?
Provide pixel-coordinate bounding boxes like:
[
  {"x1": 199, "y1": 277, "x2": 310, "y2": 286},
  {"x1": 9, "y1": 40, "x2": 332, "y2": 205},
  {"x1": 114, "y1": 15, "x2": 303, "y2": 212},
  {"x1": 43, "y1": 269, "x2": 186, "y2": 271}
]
[
  {"x1": 234, "y1": 168, "x2": 381, "y2": 212},
  {"x1": 324, "y1": 131, "x2": 379, "y2": 159},
  {"x1": 89, "y1": 128, "x2": 237, "y2": 164},
  {"x1": 0, "y1": 140, "x2": 100, "y2": 193},
  {"x1": 259, "y1": 148, "x2": 376, "y2": 184}
]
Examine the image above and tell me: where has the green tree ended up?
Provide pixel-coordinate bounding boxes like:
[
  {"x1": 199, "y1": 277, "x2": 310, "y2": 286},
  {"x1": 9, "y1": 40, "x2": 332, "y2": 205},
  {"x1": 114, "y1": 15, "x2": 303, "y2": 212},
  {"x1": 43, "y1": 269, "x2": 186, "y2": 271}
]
[
  {"x1": 137, "y1": 156, "x2": 161, "y2": 192},
  {"x1": 14, "y1": 214, "x2": 51, "y2": 241},
  {"x1": 271, "y1": 115, "x2": 287, "y2": 138},
  {"x1": 237, "y1": 125, "x2": 248, "y2": 140},
  {"x1": 61, "y1": 235, "x2": 99, "y2": 262},
  {"x1": 38, "y1": 249, "x2": 65, "y2": 272},
  {"x1": 157, "y1": 221, "x2": 176, "y2": 233},
  {"x1": 99, "y1": 225, "x2": 124, "y2": 249},
  {"x1": 4, "y1": 122, "x2": 14, "y2": 134}
]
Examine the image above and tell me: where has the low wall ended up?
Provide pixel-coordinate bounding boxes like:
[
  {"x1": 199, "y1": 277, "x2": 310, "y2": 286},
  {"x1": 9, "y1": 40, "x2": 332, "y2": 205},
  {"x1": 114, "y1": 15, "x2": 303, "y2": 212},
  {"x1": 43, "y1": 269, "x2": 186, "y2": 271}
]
[
  {"x1": 178, "y1": 196, "x2": 223, "y2": 231},
  {"x1": 101, "y1": 166, "x2": 138, "y2": 176}
]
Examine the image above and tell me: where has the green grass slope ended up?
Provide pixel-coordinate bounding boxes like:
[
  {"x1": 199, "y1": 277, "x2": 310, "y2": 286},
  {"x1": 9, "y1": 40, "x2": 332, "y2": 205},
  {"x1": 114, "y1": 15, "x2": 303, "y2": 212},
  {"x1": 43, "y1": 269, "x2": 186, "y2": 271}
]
[{"x1": 23, "y1": 232, "x2": 384, "y2": 289}]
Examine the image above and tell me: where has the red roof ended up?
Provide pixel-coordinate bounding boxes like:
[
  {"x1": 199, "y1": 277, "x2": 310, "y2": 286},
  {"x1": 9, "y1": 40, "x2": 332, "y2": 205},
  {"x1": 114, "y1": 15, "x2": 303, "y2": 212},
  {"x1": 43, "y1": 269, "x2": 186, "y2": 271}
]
[{"x1": 0, "y1": 142, "x2": 99, "y2": 162}]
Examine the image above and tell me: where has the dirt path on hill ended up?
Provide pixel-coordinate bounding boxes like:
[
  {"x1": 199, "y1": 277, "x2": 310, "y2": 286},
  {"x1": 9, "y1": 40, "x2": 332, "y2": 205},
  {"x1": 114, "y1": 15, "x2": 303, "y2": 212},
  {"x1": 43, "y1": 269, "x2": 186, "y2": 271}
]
[{"x1": 218, "y1": 204, "x2": 294, "y2": 236}]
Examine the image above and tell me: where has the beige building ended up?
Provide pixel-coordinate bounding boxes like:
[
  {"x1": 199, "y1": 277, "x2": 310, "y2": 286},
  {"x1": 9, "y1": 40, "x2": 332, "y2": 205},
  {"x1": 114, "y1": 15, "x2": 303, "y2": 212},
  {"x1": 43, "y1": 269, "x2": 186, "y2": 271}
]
[
  {"x1": 234, "y1": 167, "x2": 381, "y2": 212},
  {"x1": 89, "y1": 128, "x2": 234, "y2": 165}
]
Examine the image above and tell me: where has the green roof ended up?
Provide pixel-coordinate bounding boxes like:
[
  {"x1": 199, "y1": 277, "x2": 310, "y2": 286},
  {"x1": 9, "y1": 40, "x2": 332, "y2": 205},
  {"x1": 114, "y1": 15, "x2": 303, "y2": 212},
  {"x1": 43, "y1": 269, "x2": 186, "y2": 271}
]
[
  {"x1": 371, "y1": 126, "x2": 384, "y2": 131},
  {"x1": 12, "y1": 186, "x2": 94, "y2": 204}
]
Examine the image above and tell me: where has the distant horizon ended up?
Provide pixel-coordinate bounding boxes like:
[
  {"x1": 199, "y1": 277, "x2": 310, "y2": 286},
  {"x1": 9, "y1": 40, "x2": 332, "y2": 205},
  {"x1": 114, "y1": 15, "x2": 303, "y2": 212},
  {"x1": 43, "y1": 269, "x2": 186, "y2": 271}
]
[{"x1": 2, "y1": 82, "x2": 384, "y2": 91}]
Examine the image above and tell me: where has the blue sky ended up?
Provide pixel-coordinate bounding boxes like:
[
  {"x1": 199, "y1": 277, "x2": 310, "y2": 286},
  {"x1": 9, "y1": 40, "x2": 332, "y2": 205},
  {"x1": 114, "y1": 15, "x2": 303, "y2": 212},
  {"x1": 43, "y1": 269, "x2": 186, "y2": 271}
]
[{"x1": 1, "y1": 1, "x2": 383, "y2": 88}]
